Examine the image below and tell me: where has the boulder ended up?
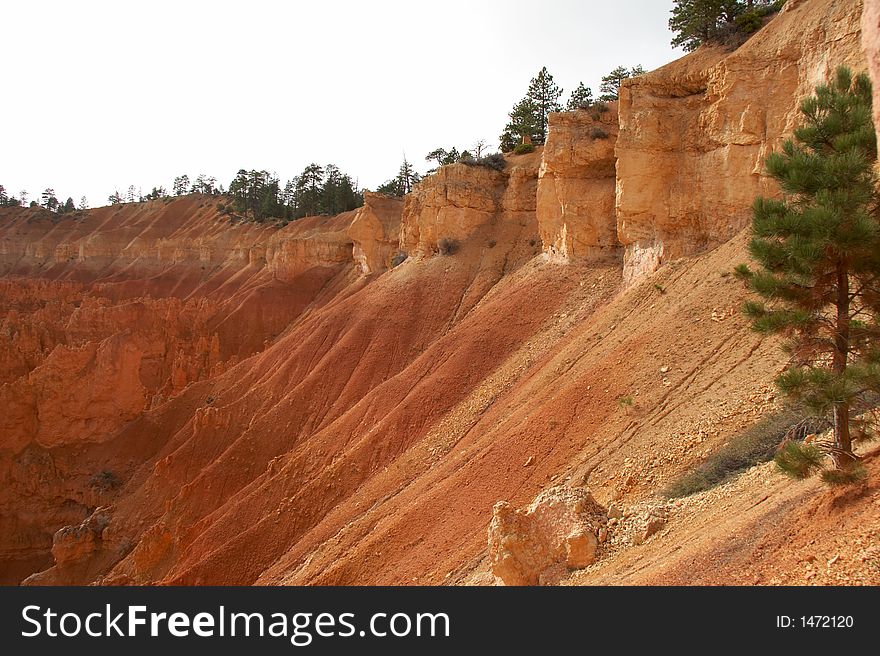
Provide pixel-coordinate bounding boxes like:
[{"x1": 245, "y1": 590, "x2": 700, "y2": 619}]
[{"x1": 488, "y1": 486, "x2": 606, "y2": 586}]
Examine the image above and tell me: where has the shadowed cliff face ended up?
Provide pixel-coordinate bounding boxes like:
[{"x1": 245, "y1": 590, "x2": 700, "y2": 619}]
[{"x1": 1, "y1": 0, "x2": 876, "y2": 587}]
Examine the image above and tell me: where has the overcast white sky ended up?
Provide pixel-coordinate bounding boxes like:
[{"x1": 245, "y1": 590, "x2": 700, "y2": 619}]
[{"x1": 1, "y1": 1, "x2": 683, "y2": 207}]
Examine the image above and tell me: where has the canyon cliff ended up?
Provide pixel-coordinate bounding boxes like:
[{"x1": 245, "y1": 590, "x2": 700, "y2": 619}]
[
  {"x1": 1, "y1": 0, "x2": 878, "y2": 587},
  {"x1": 864, "y1": 0, "x2": 880, "y2": 135},
  {"x1": 617, "y1": 0, "x2": 864, "y2": 283},
  {"x1": 537, "y1": 105, "x2": 619, "y2": 261}
]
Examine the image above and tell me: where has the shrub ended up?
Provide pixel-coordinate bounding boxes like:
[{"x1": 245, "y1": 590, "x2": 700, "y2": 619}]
[
  {"x1": 460, "y1": 152, "x2": 506, "y2": 171},
  {"x1": 481, "y1": 153, "x2": 507, "y2": 171},
  {"x1": 89, "y1": 470, "x2": 122, "y2": 493},
  {"x1": 590, "y1": 127, "x2": 609, "y2": 140},
  {"x1": 618, "y1": 395, "x2": 634, "y2": 408},
  {"x1": 589, "y1": 101, "x2": 609, "y2": 120},
  {"x1": 438, "y1": 238, "x2": 459, "y2": 256},
  {"x1": 712, "y1": 18, "x2": 749, "y2": 49},
  {"x1": 391, "y1": 251, "x2": 407, "y2": 268},
  {"x1": 736, "y1": 1, "x2": 785, "y2": 34},
  {"x1": 735, "y1": 10, "x2": 764, "y2": 34},
  {"x1": 513, "y1": 143, "x2": 535, "y2": 155},
  {"x1": 663, "y1": 409, "x2": 824, "y2": 498}
]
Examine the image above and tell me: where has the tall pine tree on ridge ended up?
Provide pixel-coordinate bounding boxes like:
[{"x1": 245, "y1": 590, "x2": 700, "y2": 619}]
[
  {"x1": 500, "y1": 67, "x2": 562, "y2": 150},
  {"x1": 736, "y1": 66, "x2": 880, "y2": 479}
]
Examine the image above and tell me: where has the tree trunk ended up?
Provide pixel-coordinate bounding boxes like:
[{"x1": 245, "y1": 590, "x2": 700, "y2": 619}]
[{"x1": 832, "y1": 263, "x2": 856, "y2": 467}]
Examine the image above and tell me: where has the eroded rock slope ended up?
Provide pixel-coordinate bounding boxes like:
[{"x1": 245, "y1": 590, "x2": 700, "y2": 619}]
[{"x1": 1, "y1": 0, "x2": 876, "y2": 587}]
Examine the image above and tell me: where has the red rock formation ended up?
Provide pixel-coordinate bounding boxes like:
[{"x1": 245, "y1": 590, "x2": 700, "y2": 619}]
[
  {"x1": 348, "y1": 192, "x2": 404, "y2": 274},
  {"x1": 0, "y1": 197, "x2": 379, "y2": 582},
  {"x1": 616, "y1": 0, "x2": 865, "y2": 284},
  {"x1": 864, "y1": 0, "x2": 880, "y2": 134},
  {"x1": 400, "y1": 150, "x2": 542, "y2": 258},
  {"x1": 1, "y1": 0, "x2": 876, "y2": 589},
  {"x1": 537, "y1": 106, "x2": 620, "y2": 261}
]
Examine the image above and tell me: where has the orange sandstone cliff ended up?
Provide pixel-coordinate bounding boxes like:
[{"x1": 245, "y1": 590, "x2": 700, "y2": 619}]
[
  {"x1": 1, "y1": 0, "x2": 878, "y2": 587},
  {"x1": 617, "y1": 0, "x2": 864, "y2": 283}
]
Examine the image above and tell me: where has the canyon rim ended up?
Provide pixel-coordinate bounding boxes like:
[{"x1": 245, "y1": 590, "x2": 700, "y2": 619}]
[{"x1": 2, "y1": 0, "x2": 879, "y2": 589}]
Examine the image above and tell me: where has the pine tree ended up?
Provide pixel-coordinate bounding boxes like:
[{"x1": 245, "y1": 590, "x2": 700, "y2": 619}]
[
  {"x1": 426, "y1": 148, "x2": 451, "y2": 169},
  {"x1": 108, "y1": 191, "x2": 123, "y2": 205},
  {"x1": 425, "y1": 147, "x2": 463, "y2": 171},
  {"x1": 228, "y1": 170, "x2": 249, "y2": 215},
  {"x1": 322, "y1": 164, "x2": 343, "y2": 215},
  {"x1": 375, "y1": 158, "x2": 421, "y2": 197},
  {"x1": 226, "y1": 169, "x2": 284, "y2": 221},
  {"x1": 41, "y1": 188, "x2": 58, "y2": 212},
  {"x1": 258, "y1": 174, "x2": 281, "y2": 221},
  {"x1": 736, "y1": 67, "x2": 879, "y2": 472},
  {"x1": 294, "y1": 163, "x2": 325, "y2": 217},
  {"x1": 526, "y1": 67, "x2": 563, "y2": 143},
  {"x1": 669, "y1": 0, "x2": 722, "y2": 51},
  {"x1": 192, "y1": 174, "x2": 217, "y2": 195},
  {"x1": 396, "y1": 157, "x2": 418, "y2": 195},
  {"x1": 669, "y1": 0, "x2": 777, "y2": 52},
  {"x1": 319, "y1": 165, "x2": 361, "y2": 216},
  {"x1": 173, "y1": 174, "x2": 190, "y2": 196},
  {"x1": 500, "y1": 98, "x2": 540, "y2": 152},
  {"x1": 250, "y1": 170, "x2": 272, "y2": 221},
  {"x1": 566, "y1": 82, "x2": 594, "y2": 111},
  {"x1": 79, "y1": 196, "x2": 89, "y2": 210},
  {"x1": 0, "y1": 185, "x2": 22, "y2": 207},
  {"x1": 281, "y1": 179, "x2": 296, "y2": 214},
  {"x1": 599, "y1": 66, "x2": 644, "y2": 101},
  {"x1": 499, "y1": 67, "x2": 563, "y2": 150},
  {"x1": 59, "y1": 197, "x2": 76, "y2": 214}
]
